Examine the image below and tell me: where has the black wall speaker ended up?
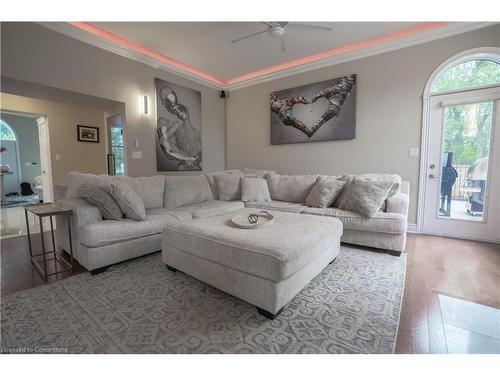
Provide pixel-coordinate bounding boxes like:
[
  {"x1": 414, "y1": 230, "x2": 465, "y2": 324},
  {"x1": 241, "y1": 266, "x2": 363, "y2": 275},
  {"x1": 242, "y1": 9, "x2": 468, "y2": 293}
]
[{"x1": 219, "y1": 90, "x2": 227, "y2": 99}]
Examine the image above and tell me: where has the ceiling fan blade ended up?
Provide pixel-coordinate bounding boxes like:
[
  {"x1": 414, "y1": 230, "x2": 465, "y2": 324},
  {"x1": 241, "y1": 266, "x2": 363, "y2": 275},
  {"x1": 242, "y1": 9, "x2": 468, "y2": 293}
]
[
  {"x1": 230, "y1": 28, "x2": 269, "y2": 43},
  {"x1": 288, "y1": 23, "x2": 332, "y2": 31},
  {"x1": 280, "y1": 34, "x2": 286, "y2": 53},
  {"x1": 262, "y1": 22, "x2": 275, "y2": 27}
]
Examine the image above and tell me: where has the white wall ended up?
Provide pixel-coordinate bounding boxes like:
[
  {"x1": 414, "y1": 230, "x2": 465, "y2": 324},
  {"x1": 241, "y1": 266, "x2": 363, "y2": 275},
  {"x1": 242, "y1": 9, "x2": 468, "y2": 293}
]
[
  {"x1": 226, "y1": 24, "x2": 500, "y2": 224},
  {"x1": 0, "y1": 22, "x2": 226, "y2": 181}
]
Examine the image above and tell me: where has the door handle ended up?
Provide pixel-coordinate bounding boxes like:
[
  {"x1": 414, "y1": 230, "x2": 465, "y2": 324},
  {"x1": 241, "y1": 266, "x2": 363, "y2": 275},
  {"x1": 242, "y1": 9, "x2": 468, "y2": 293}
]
[{"x1": 429, "y1": 174, "x2": 439, "y2": 179}]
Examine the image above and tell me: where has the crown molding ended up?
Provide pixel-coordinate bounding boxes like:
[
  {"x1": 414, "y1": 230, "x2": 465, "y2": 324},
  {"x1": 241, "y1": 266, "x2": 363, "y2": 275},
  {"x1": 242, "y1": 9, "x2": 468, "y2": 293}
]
[
  {"x1": 38, "y1": 22, "x2": 226, "y2": 90},
  {"x1": 38, "y1": 22, "x2": 495, "y2": 92},
  {"x1": 225, "y1": 22, "x2": 496, "y2": 90}
]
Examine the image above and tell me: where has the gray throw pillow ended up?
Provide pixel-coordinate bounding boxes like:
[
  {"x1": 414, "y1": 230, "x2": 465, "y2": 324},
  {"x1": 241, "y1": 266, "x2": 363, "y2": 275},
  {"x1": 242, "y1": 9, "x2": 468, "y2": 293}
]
[
  {"x1": 77, "y1": 183, "x2": 123, "y2": 220},
  {"x1": 215, "y1": 174, "x2": 242, "y2": 201},
  {"x1": 108, "y1": 182, "x2": 146, "y2": 221},
  {"x1": 335, "y1": 178, "x2": 395, "y2": 217},
  {"x1": 241, "y1": 177, "x2": 271, "y2": 203},
  {"x1": 306, "y1": 177, "x2": 346, "y2": 208}
]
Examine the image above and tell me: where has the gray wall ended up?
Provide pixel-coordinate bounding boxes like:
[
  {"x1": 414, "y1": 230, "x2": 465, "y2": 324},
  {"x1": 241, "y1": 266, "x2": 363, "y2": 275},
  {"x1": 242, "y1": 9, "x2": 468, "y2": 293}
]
[
  {"x1": 0, "y1": 22, "x2": 226, "y2": 181},
  {"x1": 0, "y1": 113, "x2": 41, "y2": 187},
  {"x1": 226, "y1": 24, "x2": 500, "y2": 224}
]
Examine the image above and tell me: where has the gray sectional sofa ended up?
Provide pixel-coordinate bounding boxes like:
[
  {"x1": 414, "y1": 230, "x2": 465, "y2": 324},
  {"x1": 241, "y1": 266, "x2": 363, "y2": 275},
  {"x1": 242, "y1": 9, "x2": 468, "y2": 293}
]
[{"x1": 55, "y1": 169, "x2": 409, "y2": 273}]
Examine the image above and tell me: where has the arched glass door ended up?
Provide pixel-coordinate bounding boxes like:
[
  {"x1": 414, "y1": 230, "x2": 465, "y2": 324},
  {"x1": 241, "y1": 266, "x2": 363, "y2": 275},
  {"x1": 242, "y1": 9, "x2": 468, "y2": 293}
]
[{"x1": 422, "y1": 54, "x2": 500, "y2": 241}]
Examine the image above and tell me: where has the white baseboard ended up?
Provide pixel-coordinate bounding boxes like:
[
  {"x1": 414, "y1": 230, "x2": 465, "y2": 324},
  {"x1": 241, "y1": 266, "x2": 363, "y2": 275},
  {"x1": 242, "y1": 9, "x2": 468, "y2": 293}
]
[{"x1": 407, "y1": 223, "x2": 418, "y2": 234}]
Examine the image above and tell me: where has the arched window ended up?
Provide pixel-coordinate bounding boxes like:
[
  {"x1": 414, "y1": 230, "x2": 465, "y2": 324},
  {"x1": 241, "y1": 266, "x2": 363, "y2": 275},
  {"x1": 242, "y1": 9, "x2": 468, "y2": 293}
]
[
  {"x1": 431, "y1": 56, "x2": 500, "y2": 93},
  {"x1": 0, "y1": 119, "x2": 17, "y2": 141}
]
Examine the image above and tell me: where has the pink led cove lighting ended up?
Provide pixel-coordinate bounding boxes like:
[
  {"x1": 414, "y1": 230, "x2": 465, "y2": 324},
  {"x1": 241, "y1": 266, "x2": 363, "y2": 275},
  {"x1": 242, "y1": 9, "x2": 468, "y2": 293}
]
[{"x1": 69, "y1": 22, "x2": 449, "y2": 87}]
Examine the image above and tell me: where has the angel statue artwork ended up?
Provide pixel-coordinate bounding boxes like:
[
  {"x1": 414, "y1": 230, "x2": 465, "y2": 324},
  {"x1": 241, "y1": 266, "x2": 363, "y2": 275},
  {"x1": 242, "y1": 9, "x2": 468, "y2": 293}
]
[{"x1": 155, "y1": 78, "x2": 202, "y2": 171}]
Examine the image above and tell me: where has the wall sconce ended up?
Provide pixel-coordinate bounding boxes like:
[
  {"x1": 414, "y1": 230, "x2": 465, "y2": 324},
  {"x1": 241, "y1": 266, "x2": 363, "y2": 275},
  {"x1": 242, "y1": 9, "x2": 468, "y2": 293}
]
[{"x1": 140, "y1": 95, "x2": 149, "y2": 115}]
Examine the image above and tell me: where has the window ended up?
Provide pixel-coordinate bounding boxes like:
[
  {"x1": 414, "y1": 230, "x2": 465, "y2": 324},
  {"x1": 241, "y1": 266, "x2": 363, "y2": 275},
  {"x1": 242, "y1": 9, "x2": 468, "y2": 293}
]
[
  {"x1": 432, "y1": 59, "x2": 500, "y2": 93},
  {"x1": 110, "y1": 124, "x2": 125, "y2": 176},
  {"x1": 0, "y1": 120, "x2": 17, "y2": 141}
]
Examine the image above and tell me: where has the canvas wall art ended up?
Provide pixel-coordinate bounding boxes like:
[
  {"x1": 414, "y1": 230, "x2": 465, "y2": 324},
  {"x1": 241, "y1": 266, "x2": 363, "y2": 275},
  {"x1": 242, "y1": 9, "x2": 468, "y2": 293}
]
[
  {"x1": 155, "y1": 78, "x2": 202, "y2": 171},
  {"x1": 270, "y1": 74, "x2": 356, "y2": 145}
]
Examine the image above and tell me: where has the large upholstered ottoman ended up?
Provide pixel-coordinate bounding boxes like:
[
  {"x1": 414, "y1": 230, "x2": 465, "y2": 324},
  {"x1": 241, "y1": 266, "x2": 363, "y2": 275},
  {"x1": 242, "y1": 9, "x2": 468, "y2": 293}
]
[{"x1": 161, "y1": 208, "x2": 343, "y2": 319}]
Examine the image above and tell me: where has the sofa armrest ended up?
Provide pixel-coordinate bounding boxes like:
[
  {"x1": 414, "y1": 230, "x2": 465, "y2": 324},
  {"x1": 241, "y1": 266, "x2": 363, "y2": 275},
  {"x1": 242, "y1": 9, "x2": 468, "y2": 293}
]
[
  {"x1": 54, "y1": 184, "x2": 68, "y2": 200},
  {"x1": 57, "y1": 197, "x2": 102, "y2": 227},
  {"x1": 386, "y1": 192, "x2": 409, "y2": 218},
  {"x1": 55, "y1": 198, "x2": 102, "y2": 264}
]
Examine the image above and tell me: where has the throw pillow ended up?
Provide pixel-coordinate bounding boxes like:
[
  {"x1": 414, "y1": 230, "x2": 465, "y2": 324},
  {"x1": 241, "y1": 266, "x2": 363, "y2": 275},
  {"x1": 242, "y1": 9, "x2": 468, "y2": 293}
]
[
  {"x1": 334, "y1": 178, "x2": 395, "y2": 217},
  {"x1": 215, "y1": 174, "x2": 242, "y2": 201},
  {"x1": 205, "y1": 170, "x2": 243, "y2": 199},
  {"x1": 67, "y1": 171, "x2": 115, "y2": 198},
  {"x1": 241, "y1": 177, "x2": 271, "y2": 203},
  {"x1": 108, "y1": 182, "x2": 147, "y2": 221},
  {"x1": 164, "y1": 175, "x2": 214, "y2": 209},
  {"x1": 77, "y1": 183, "x2": 123, "y2": 220},
  {"x1": 266, "y1": 173, "x2": 318, "y2": 203},
  {"x1": 305, "y1": 177, "x2": 346, "y2": 208}
]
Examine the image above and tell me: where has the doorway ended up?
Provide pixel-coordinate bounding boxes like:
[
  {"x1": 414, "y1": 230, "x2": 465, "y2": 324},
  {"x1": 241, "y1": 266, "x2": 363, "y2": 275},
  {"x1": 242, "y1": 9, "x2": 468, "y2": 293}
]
[
  {"x1": 419, "y1": 49, "x2": 500, "y2": 242},
  {"x1": 107, "y1": 114, "x2": 125, "y2": 176},
  {"x1": 0, "y1": 111, "x2": 52, "y2": 238}
]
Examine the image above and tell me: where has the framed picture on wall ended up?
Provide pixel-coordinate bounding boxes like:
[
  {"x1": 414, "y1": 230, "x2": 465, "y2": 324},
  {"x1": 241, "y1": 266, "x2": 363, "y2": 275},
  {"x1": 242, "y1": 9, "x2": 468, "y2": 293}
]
[
  {"x1": 77, "y1": 125, "x2": 100, "y2": 143},
  {"x1": 270, "y1": 74, "x2": 357, "y2": 145}
]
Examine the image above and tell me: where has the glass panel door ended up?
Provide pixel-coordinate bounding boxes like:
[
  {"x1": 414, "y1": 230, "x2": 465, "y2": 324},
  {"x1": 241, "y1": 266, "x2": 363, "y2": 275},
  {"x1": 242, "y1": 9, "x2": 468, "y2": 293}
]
[
  {"x1": 438, "y1": 101, "x2": 494, "y2": 222},
  {"x1": 423, "y1": 86, "x2": 500, "y2": 242}
]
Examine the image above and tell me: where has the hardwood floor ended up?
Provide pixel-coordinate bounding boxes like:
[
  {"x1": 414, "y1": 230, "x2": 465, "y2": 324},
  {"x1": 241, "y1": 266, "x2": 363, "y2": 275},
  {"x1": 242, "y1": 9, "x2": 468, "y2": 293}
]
[
  {"x1": 1, "y1": 231, "x2": 499, "y2": 353},
  {"x1": 395, "y1": 234, "x2": 500, "y2": 354}
]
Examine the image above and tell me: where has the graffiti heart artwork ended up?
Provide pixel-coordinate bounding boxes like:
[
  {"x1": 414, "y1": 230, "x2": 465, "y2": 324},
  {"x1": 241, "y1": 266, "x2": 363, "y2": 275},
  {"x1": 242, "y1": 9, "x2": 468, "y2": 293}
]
[{"x1": 270, "y1": 74, "x2": 356, "y2": 145}]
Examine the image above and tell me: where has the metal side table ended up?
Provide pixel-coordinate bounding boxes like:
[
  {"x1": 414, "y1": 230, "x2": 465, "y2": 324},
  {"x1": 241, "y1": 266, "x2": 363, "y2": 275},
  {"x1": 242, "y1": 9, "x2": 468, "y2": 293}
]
[{"x1": 24, "y1": 203, "x2": 75, "y2": 281}]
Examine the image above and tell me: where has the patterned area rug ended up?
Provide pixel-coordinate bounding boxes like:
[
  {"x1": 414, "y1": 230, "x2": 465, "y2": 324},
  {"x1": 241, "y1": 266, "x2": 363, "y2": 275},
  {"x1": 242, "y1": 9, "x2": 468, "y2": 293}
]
[{"x1": 1, "y1": 246, "x2": 406, "y2": 354}]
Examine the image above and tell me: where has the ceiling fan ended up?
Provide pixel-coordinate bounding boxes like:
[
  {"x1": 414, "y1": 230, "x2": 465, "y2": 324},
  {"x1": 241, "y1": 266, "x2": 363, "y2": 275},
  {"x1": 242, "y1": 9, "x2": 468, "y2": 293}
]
[{"x1": 229, "y1": 22, "x2": 332, "y2": 53}]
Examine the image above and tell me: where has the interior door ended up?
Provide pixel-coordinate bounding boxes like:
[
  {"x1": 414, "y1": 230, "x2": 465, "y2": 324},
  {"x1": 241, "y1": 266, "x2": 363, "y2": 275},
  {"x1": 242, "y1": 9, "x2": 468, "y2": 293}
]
[
  {"x1": 1, "y1": 140, "x2": 20, "y2": 194},
  {"x1": 422, "y1": 87, "x2": 500, "y2": 242},
  {"x1": 37, "y1": 117, "x2": 53, "y2": 202}
]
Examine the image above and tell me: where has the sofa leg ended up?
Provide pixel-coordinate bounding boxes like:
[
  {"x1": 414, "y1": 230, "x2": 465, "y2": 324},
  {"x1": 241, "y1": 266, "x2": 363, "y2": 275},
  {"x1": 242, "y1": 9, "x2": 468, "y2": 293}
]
[
  {"x1": 166, "y1": 265, "x2": 178, "y2": 272},
  {"x1": 385, "y1": 249, "x2": 402, "y2": 257},
  {"x1": 90, "y1": 266, "x2": 109, "y2": 275},
  {"x1": 256, "y1": 306, "x2": 284, "y2": 320}
]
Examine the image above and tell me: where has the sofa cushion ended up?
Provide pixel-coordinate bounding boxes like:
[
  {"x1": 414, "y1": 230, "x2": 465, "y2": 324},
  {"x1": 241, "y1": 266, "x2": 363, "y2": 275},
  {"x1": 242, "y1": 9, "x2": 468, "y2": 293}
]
[
  {"x1": 266, "y1": 173, "x2": 318, "y2": 203},
  {"x1": 118, "y1": 175, "x2": 165, "y2": 209},
  {"x1": 302, "y1": 206, "x2": 406, "y2": 234},
  {"x1": 334, "y1": 179, "x2": 395, "y2": 217},
  {"x1": 162, "y1": 208, "x2": 343, "y2": 281},
  {"x1": 80, "y1": 210, "x2": 178, "y2": 248},
  {"x1": 342, "y1": 173, "x2": 401, "y2": 199},
  {"x1": 241, "y1": 177, "x2": 271, "y2": 203},
  {"x1": 215, "y1": 174, "x2": 242, "y2": 201},
  {"x1": 164, "y1": 175, "x2": 214, "y2": 209},
  {"x1": 245, "y1": 200, "x2": 308, "y2": 214},
  {"x1": 171, "y1": 200, "x2": 245, "y2": 220},
  {"x1": 77, "y1": 183, "x2": 123, "y2": 220},
  {"x1": 205, "y1": 170, "x2": 243, "y2": 199},
  {"x1": 306, "y1": 177, "x2": 346, "y2": 208},
  {"x1": 67, "y1": 171, "x2": 115, "y2": 198},
  {"x1": 108, "y1": 182, "x2": 147, "y2": 221},
  {"x1": 242, "y1": 168, "x2": 274, "y2": 178}
]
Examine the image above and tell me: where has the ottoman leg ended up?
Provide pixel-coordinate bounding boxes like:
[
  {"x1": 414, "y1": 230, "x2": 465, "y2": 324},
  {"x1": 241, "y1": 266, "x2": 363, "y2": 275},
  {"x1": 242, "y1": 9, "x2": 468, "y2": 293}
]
[
  {"x1": 256, "y1": 306, "x2": 284, "y2": 320},
  {"x1": 166, "y1": 265, "x2": 178, "y2": 272}
]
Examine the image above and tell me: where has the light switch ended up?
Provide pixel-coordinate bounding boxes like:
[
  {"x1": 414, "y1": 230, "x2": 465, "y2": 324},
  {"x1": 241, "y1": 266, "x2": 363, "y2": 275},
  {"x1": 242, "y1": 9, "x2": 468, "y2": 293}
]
[
  {"x1": 135, "y1": 139, "x2": 140, "y2": 148},
  {"x1": 132, "y1": 151, "x2": 142, "y2": 159},
  {"x1": 408, "y1": 148, "x2": 419, "y2": 157},
  {"x1": 55, "y1": 154, "x2": 61, "y2": 161}
]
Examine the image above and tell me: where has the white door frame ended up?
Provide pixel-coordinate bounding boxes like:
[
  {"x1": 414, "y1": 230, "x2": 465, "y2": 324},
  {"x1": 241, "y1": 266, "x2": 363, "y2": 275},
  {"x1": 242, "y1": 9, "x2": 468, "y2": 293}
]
[
  {"x1": 417, "y1": 47, "x2": 500, "y2": 235},
  {"x1": 36, "y1": 116, "x2": 54, "y2": 202}
]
